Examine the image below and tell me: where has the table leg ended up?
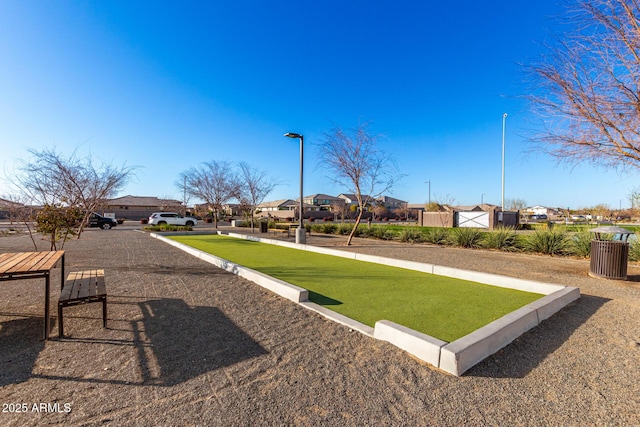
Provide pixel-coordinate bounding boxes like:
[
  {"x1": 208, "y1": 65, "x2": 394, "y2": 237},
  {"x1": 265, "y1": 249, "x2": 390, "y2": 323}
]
[
  {"x1": 61, "y1": 253, "x2": 65, "y2": 291},
  {"x1": 44, "y1": 272, "x2": 50, "y2": 340}
]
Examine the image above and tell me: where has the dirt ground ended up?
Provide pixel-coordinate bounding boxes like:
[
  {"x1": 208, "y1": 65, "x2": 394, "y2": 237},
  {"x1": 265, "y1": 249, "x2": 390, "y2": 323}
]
[{"x1": 1, "y1": 226, "x2": 639, "y2": 426}]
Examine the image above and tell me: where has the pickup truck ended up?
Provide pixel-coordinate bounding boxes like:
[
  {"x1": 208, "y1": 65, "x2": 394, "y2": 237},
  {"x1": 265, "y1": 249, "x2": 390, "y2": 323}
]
[{"x1": 87, "y1": 212, "x2": 118, "y2": 230}]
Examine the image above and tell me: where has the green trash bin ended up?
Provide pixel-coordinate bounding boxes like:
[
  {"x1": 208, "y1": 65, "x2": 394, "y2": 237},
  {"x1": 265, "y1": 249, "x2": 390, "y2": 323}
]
[{"x1": 259, "y1": 221, "x2": 268, "y2": 233}]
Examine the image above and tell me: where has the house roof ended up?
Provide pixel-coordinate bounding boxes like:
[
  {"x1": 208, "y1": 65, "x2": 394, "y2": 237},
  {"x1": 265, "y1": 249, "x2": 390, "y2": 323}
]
[
  {"x1": 305, "y1": 194, "x2": 342, "y2": 201},
  {"x1": 0, "y1": 198, "x2": 24, "y2": 208},
  {"x1": 257, "y1": 199, "x2": 297, "y2": 208},
  {"x1": 454, "y1": 203, "x2": 499, "y2": 212},
  {"x1": 379, "y1": 195, "x2": 408, "y2": 204},
  {"x1": 108, "y1": 195, "x2": 182, "y2": 206},
  {"x1": 337, "y1": 193, "x2": 374, "y2": 203}
]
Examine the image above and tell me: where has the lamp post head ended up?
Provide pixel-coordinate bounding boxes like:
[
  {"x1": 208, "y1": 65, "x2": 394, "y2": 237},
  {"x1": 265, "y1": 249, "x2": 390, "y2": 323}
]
[{"x1": 284, "y1": 132, "x2": 303, "y2": 139}]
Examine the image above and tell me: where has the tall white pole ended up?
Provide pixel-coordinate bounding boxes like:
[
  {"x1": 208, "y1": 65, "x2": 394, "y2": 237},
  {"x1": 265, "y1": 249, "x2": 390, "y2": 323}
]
[{"x1": 501, "y1": 113, "x2": 507, "y2": 211}]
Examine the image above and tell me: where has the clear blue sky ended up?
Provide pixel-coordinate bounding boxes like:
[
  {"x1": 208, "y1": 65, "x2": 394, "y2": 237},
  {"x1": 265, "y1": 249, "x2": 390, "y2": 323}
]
[{"x1": 0, "y1": 1, "x2": 636, "y2": 210}]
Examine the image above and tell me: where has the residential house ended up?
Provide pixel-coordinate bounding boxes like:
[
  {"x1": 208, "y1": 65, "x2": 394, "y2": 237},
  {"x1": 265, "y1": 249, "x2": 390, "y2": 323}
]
[
  {"x1": 256, "y1": 199, "x2": 298, "y2": 213},
  {"x1": 104, "y1": 195, "x2": 183, "y2": 220},
  {"x1": 303, "y1": 194, "x2": 345, "y2": 211},
  {"x1": 378, "y1": 195, "x2": 408, "y2": 210},
  {"x1": 256, "y1": 199, "x2": 317, "y2": 219},
  {"x1": 337, "y1": 193, "x2": 374, "y2": 208},
  {"x1": 526, "y1": 205, "x2": 560, "y2": 217},
  {"x1": 0, "y1": 198, "x2": 25, "y2": 220}
]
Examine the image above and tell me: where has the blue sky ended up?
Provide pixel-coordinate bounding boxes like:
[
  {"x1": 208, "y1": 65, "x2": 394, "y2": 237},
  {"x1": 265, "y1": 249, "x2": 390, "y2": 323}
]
[{"x1": 0, "y1": 1, "x2": 636, "y2": 210}]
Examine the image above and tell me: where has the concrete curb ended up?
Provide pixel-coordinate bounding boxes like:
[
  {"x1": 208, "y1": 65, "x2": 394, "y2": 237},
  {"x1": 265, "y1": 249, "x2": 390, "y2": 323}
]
[{"x1": 152, "y1": 231, "x2": 581, "y2": 376}]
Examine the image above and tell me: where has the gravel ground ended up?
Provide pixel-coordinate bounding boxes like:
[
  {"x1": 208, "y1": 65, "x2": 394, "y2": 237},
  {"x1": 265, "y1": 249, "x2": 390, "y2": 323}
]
[{"x1": 1, "y1": 227, "x2": 639, "y2": 426}]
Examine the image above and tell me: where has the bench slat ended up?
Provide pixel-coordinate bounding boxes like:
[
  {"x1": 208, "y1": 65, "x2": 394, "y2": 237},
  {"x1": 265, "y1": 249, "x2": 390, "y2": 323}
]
[
  {"x1": 61, "y1": 270, "x2": 106, "y2": 302},
  {"x1": 58, "y1": 269, "x2": 107, "y2": 337}
]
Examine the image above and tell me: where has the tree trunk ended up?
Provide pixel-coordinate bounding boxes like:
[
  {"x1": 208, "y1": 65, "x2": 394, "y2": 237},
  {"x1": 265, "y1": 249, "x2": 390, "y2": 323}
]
[{"x1": 346, "y1": 208, "x2": 364, "y2": 246}]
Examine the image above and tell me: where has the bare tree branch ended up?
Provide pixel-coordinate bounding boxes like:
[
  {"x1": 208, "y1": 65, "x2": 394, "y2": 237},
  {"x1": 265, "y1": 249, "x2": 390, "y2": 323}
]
[
  {"x1": 182, "y1": 161, "x2": 240, "y2": 229},
  {"x1": 318, "y1": 122, "x2": 401, "y2": 245},
  {"x1": 10, "y1": 147, "x2": 135, "y2": 237},
  {"x1": 237, "y1": 162, "x2": 278, "y2": 231},
  {"x1": 526, "y1": 0, "x2": 640, "y2": 169}
]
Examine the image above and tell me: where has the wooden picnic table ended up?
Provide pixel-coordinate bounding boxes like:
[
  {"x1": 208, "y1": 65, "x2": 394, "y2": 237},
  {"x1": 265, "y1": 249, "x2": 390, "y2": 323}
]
[{"x1": 0, "y1": 251, "x2": 65, "y2": 340}]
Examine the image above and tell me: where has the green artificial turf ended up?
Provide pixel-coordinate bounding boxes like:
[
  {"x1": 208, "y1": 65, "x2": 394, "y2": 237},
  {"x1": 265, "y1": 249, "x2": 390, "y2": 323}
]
[{"x1": 170, "y1": 235, "x2": 542, "y2": 342}]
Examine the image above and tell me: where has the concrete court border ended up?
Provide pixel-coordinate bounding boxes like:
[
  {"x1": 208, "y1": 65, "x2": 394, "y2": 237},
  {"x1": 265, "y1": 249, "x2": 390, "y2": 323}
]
[{"x1": 150, "y1": 231, "x2": 580, "y2": 376}]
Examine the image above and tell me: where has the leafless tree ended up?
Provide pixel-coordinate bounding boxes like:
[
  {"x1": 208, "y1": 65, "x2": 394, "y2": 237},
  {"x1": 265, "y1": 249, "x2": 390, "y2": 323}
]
[
  {"x1": 175, "y1": 176, "x2": 192, "y2": 216},
  {"x1": 505, "y1": 198, "x2": 527, "y2": 212},
  {"x1": 629, "y1": 186, "x2": 640, "y2": 210},
  {"x1": 181, "y1": 161, "x2": 240, "y2": 228},
  {"x1": 1, "y1": 193, "x2": 38, "y2": 250},
  {"x1": 237, "y1": 162, "x2": 278, "y2": 231},
  {"x1": 330, "y1": 200, "x2": 349, "y2": 222},
  {"x1": 318, "y1": 123, "x2": 400, "y2": 245},
  {"x1": 526, "y1": 0, "x2": 640, "y2": 169},
  {"x1": 11, "y1": 148, "x2": 135, "y2": 237}
]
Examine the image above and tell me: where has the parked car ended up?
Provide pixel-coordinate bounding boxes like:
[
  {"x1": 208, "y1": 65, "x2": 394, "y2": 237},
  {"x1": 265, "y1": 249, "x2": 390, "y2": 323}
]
[
  {"x1": 530, "y1": 214, "x2": 548, "y2": 221},
  {"x1": 87, "y1": 212, "x2": 118, "y2": 230},
  {"x1": 148, "y1": 212, "x2": 197, "y2": 226}
]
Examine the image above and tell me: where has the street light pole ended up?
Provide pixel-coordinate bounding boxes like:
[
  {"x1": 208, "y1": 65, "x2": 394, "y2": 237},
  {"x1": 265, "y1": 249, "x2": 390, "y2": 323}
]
[
  {"x1": 501, "y1": 113, "x2": 507, "y2": 211},
  {"x1": 284, "y1": 132, "x2": 306, "y2": 244},
  {"x1": 481, "y1": 193, "x2": 486, "y2": 205}
]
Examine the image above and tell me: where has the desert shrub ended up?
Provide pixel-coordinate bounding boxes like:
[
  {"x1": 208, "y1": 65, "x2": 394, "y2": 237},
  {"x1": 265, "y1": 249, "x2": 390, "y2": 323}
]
[
  {"x1": 449, "y1": 228, "x2": 484, "y2": 248},
  {"x1": 424, "y1": 227, "x2": 450, "y2": 245},
  {"x1": 569, "y1": 231, "x2": 594, "y2": 257},
  {"x1": 371, "y1": 225, "x2": 396, "y2": 240},
  {"x1": 484, "y1": 227, "x2": 518, "y2": 251},
  {"x1": 356, "y1": 225, "x2": 372, "y2": 238},
  {"x1": 144, "y1": 224, "x2": 193, "y2": 232},
  {"x1": 522, "y1": 229, "x2": 570, "y2": 256},
  {"x1": 309, "y1": 223, "x2": 324, "y2": 233},
  {"x1": 628, "y1": 235, "x2": 640, "y2": 261},
  {"x1": 319, "y1": 223, "x2": 337, "y2": 234},
  {"x1": 336, "y1": 223, "x2": 353, "y2": 235},
  {"x1": 399, "y1": 228, "x2": 424, "y2": 243}
]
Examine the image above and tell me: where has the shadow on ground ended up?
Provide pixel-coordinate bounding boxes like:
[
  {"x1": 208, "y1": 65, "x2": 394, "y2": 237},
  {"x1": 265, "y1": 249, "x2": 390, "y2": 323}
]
[
  {"x1": 3, "y1": 298, "x2": 267, "y2": 387},
  {"x1": 134, "y1": 298, "x2": 268, "y2": 386},
  {"x1": 466, "y1": 294, "x2": 610, "y2": 378},
  {"x1": 0, "y1": 316, "x2": 46, "y2": 386}
]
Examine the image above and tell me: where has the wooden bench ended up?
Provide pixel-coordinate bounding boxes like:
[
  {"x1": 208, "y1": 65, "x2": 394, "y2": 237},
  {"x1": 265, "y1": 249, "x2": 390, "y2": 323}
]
[
  {"x1": 58, "y1": 269, "x2": 107, "y2": 337},
  {"x1": 268, "y1": 228, "x2": 290, "y2": 237}
]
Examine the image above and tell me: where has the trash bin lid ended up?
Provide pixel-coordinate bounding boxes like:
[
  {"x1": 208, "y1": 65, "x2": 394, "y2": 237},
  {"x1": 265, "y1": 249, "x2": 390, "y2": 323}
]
[
  {"x1": 589, "y1": 226, "x2": 634, "y2": 235},
  {"x1": 590, "y1": 226, "x2": 635, "y2": 242}
]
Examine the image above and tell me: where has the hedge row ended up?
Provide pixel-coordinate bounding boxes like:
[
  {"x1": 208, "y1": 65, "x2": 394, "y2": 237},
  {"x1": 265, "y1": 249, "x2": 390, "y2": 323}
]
[
  {"x1": 307, "y1": 223, "x2": 640, "y2": 261},
  {"x1": 232, "y1": 220, "x2": 640, "y2": 261}
]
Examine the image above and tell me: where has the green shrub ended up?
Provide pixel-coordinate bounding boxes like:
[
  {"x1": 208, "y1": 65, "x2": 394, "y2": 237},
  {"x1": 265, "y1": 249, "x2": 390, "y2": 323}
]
[
  {"x1": 424, "y1": 227, "x2": 450, "y2": 245},
  {"x1": 629, "y1": 236, "x2": 640, "y2": 261},
  {"x1": 484, "y1": 227, "x2": 518, "y2": 251},
  {"x1": 371, "y1": 225, "x2": 396, "y2": 240},
  {"x1": 336, "y1": 223, "x2": 353, "y2": 235},
  {"x1": 522, "y1": 229, "x2": 570, "y2": 256},
  {"x1": 449, "y1": 228, "x2": 484, "y2": 248},
  {"x1": 309, "y1": 223, "x2": 322, "y2": 233},
  {"x1": 399, "y1": 228, "x2": 424, "y2": 243},
  {"x1": 320, "y1": 223, "x2": 338, "y2": 234},
  {"x1": 144, "y1": 224, "x2": 194, "y2": 232},
  {"x1": 569, "y1": 231, "x2": 594, "y2": 258}
]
